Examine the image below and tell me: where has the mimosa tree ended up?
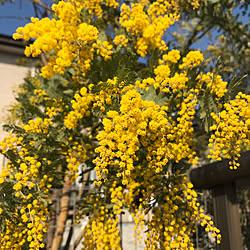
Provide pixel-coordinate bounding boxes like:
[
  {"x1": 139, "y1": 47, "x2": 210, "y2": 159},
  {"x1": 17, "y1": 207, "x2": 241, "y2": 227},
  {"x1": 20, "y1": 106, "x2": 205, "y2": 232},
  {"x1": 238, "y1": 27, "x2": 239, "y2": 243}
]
[{"x1": 0, "y1": 0, "x2": 249, "y2": 249}]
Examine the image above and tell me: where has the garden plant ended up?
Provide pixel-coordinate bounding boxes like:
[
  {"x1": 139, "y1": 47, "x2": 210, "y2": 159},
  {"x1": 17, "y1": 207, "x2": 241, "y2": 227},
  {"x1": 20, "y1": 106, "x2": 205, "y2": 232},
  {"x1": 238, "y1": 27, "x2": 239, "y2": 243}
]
[{"x1": 0, "y1": 0, "x2": 249, "y2": 249}]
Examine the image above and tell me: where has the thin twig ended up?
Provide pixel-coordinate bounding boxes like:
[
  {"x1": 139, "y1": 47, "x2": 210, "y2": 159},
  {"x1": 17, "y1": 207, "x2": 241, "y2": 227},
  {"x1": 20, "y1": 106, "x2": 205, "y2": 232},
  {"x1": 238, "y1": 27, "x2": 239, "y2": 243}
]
[
  {"x1": 41, "y1": 53, "x2": 48, "y2": 65},
  {"x1": 77, "y1": 172, "x2": 90, "y2": 201},
  {"x1": 0, "y1": 16, "x2": 30, "y2": 20},
  {"x1": 28, "y1": 0, "x2": 52, "y2": 12}
]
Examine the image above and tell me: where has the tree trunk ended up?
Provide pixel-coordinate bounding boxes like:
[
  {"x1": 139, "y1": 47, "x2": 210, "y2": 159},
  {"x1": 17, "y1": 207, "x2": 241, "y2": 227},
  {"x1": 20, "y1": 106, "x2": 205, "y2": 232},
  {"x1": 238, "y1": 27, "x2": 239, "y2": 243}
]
[
  {"x1": 51, "y1": 175, "x2": 71, "y2": 250},
  {"x1": 70, "y1": 172, "x2": 90, "y2": 250},
  {"x1": 47, "y1": 189, "x2": 61, "y2": 249}
]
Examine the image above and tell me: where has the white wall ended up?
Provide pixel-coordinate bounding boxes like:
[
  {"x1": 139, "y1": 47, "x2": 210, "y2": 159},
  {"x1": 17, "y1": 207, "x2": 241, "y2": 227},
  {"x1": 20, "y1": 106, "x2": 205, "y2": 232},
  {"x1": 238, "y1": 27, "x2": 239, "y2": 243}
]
[{"x1": 0, "y1": 48, "x2": 33, "y2": 167}]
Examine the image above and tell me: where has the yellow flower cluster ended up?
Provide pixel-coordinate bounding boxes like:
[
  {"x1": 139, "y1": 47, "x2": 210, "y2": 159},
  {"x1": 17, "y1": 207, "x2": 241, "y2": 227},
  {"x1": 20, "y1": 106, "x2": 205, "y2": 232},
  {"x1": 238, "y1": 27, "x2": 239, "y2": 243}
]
[
  {"x1": 13, "y1": 1, "x2": 99, "y2": 78},
  {"x1": 137, "y1": 50, "x2": 203, "y2": 94},
  {"x1": 93, "y1": 78, "x2": 121, "y2": 109},
  {"x1": 0, "y1": 199, "x2": 49, "y2": 249},
  {"x1": 52, "y1": 1, "x2": 82, "y2": 25},
  {"x1": 65, "y1": 78, "x2": 122, "y2": 129},
  {"x1": 0, "y1": 134, "x2": 52, "y2": 249},
  {"x1": 64, "y1": 87, "x2": 94, "y2": 129},
  {"x1": 0, "y1": 167, "x2": 9, "y2": 184},
  {"x1": 33, "y1": 89, "x2": 47, "y2": 97},
  {"x1": 162, "y1": 49, "x2": 181, "y2": 64},
  {"x1": 209, "y1": 92, "x2": 250, "y2": 169},
  {"x1": 81, "y1": 196, "x2": 121, "y2": 250},
  {"x1": 12, "y1": 0, "x2": 124, "y2": 79},
  {"x1": 190, "y1": 0, "x2": 200, "y2": 9},
  {"x1": 120, "y1": 1, "x2": 179, "y2": 57},
  {"x1": 46, "y1": 106, "x2": 63, "y2": 118},
  {"x1": 69, "y1": 0, "x2": 118, "y2": 19},
  {"x1": 0, "y1": 219, "x2": 24, "y2": 249},
  {"x1": 113, "y1": 35, "x2": 129, "y2": 48},
  {"x1": 12, "y1": 0, "x2": 202, "y2": 81},
  {"x1": 174, "y1": 92, "x2": 198, "y2": 164},
  {"x1": 44, "y1": 97, "x2": 66, "y2": 118},
  {"x1": 110, "y1": 184, "x2": 126, "y2": 214},
  {"x1": 0, "y1": 133, "x2": 19, "y2": 155},
  {"x1": 143, "y1": 178, "x2": 221, "y2": 249},
  {"x1": 92, "y1": 40, "x2": 114, "y2": 61},
  {"x1": 179, "y1": 51, "x2": 204, "y2": 69},
  {"x1": 28, "y1": 88, "x2": 49, "y2": 105},
  {"x1": 155, "y1": 65, "x2": 189, "y2": 93},
  {"x1": 7, "y1": 1, "x2": 247, "y2": 249},
  {"x1": 119, "y1": 0, "x2": 200, "y2": 57},
  {"x1": 66, "y1": 142, "x2": 88, "y2": 182},
  {"x1": 154, "y1": 64, "x2": 171, "y2": 86},
  {"x1": 23, "y1": 118, "x2": 53, "y2": 134},
  {"x1": 198, "y1": 72, "x2": 228, "y2": 98},
  {"x1": 94, "y1": 87, "x2": 197, "y2": 186},
  {"x1": 87, "y1": 172, "x2": 221, "y2": 249}
]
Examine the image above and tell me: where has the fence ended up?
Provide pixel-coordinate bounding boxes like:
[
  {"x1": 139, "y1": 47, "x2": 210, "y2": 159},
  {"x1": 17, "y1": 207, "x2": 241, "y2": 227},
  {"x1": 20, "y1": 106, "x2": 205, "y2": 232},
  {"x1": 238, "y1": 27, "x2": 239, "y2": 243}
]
[
  {"x1": 48, "y1": 188, "x2": 250, "y2": 250},
  {"x1": 190, "y1": 151, "x2": 250, "y2": 250}
]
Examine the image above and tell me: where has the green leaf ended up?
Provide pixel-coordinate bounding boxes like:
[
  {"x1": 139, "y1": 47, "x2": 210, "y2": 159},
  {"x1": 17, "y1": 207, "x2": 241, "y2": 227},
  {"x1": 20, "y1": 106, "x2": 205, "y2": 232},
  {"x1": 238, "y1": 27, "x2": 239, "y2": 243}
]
[
  {"x1": 140, "y1": 86, "x2": 169, "y2": 106},
  {"x1": 98, "y1": 30, "x2": 107, "y2": 42},
  {"x1": 63, "y1": 89, "x2": 74, "y2": 95}
]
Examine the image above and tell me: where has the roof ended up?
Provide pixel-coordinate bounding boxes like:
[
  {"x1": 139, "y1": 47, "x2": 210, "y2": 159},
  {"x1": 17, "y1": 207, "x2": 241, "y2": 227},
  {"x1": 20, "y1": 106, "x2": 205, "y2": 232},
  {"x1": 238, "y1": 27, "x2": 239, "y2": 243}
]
[
  {"x1": 0, "y1": 33, "x2": 26, "y2": 56},
  {"x1": 0, "y1": 34, "x2": 26, "y2": 48}
]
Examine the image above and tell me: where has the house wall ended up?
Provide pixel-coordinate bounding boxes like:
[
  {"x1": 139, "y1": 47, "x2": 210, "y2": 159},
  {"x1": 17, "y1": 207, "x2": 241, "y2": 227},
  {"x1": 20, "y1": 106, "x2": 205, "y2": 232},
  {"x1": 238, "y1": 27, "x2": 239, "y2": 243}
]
[{"x1": 0, "y1": 42, "x2": 33, "y2": 167}]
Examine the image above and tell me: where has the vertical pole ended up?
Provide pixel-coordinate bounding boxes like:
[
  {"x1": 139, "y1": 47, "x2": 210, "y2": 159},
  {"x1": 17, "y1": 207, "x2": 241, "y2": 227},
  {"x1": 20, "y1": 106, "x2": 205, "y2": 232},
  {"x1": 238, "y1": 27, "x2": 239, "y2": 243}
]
[
  {"x1": 120, "y1": 213, "x2": 123, "y2": 250},
  {"x1": 212, "y1": 183, "x2": 243, "y2": 250},
  {"x1": 195, "y1": 223, "x2": 199, "y2": 249}
]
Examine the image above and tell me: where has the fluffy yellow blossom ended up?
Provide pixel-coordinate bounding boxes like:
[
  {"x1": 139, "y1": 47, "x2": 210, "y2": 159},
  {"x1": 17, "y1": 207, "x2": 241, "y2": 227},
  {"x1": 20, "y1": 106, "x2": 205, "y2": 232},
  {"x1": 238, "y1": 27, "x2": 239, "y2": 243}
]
[
  {"x1": 64, "y1": 87, "x2": 94, "y2": 129},
  {"x1": 69, "y1": 0, "x2": 118, "y2": 19},
  {"x1": 198, "y1": 72, "x2": 228, "y2": 98},
  {"x1": 120, "y1": 1, "x2": 178, "y2": 57},
  {"x1": 81, "y1": 201, "x2": 121, "y2": 249},
  {"x1": 209, "y1": 93, "x2": 250, "y2": 169},
  {"x1": 66, "y1": 143, "x2": 88, "y2": 182},
  {"x1": 94, "y1": 87, "x2": 197, "y2": 184},
  {"x1": 162, "y1": 49, "x2": 181, "y2": 64},
  {"x1": 179, "y1": 51, "x2": 204, "y2": 69},
  {"x1": 0, "y1": 135, "x2": 51, "y2": 249},
  {"x1": 23, "y1": 118, "x2": 53, "y2": 134},
  {"x1": 92, "y1": 40, "x2": 114, "y2": 61},
  {"x1": 13, "y1": 1, "x2": 99, "y2": 78},
  {"x1": 113, "y1": 35, "x2": 129, "y2": 48}
]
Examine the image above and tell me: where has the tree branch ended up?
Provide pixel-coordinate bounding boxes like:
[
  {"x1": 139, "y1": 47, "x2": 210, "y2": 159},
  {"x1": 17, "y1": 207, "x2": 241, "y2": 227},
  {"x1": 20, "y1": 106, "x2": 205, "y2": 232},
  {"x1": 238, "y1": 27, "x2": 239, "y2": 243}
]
[
  {"x1": 0, "y1": 16, "x2": 30, "y2": 20},
  {"x1": 41, "y1": 53, "x2": 48, "y2": 66},
  {"x1": 28, "y1": 0, "x2": 52, "y2": 12},
  {"x1": 51, "y1": 175, "x2": 71, "y2": 250},
  {"x1": 182, "y1": 20, "x2": 213, "y2": 55},
  {"x1": 47, "y1": 189, "x2": 61, "y2": 249}
]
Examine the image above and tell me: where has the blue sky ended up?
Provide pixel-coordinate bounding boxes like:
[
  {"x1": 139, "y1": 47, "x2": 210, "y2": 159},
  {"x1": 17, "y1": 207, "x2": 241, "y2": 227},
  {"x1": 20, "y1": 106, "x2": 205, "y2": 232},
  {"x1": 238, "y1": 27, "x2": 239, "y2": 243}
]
[
  {"x1": 0, "y1": 1, "x2": 35, "y2": 36},
  {"x1": 0, "y1": 1, "x2": 248, "y2": 45}
]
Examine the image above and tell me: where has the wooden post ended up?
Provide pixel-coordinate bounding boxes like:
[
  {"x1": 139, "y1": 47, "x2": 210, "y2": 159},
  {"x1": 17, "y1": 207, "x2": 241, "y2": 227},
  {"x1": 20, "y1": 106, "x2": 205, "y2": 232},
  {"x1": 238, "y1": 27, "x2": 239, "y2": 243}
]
[
  {"x1": 189, "y1": 151, "x2": 250, "y2": 250},
  {"x1": 212, "y1": 183, "x2": 243, "y2": 250}
]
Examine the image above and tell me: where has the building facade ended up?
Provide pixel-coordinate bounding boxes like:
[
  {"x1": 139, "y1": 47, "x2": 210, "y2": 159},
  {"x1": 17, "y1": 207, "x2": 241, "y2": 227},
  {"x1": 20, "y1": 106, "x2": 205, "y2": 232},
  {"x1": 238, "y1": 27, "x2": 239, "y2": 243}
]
[{"x1": 0, "y1": 34, "x2": 33, "y2": 166}]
